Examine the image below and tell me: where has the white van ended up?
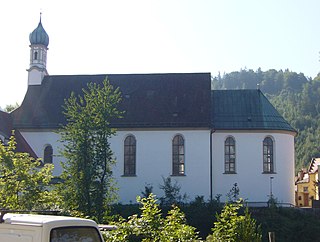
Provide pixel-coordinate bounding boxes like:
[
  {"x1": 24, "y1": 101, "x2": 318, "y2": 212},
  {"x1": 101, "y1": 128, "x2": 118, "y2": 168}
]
[{"x1": 0, "y1": 213, "x2": 105, "y2": 242}]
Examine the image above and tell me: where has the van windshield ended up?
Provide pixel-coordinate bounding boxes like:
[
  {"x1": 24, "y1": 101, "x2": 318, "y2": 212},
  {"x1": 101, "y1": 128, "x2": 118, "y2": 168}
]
[{"x1": 50, "y1": 226, "x2": 102, "y2": 242}]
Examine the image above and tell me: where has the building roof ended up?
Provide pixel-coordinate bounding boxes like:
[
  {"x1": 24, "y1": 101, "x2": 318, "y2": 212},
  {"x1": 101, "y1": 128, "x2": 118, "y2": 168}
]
[
  {"x1": 0, "y1": 110, "x2": 12, "y2": 138},
  {"x1": 12, "y1": 73, "x2": 212, "y2": 129},
  {"x1": 14, "y1": 130, "x2": 38, "y2": 158},
  {"x1": 308, "y1": 158, "x2": 320, "y2": 174},
  {"x1": 29, "y1": 20, "x2": 49, "y2": 47},
  {"x1": 0, "y1": 111, "x2": 37, "y2": 157},
  {"x1": 211, "y1": 89, "x2": 296, "y2": 132},
  {"x1": 296, "y1": 177, "x2": 309, "y2": 184},
  {"x1": 11, "y1": 74, "x2": 295, "y2": 133}
]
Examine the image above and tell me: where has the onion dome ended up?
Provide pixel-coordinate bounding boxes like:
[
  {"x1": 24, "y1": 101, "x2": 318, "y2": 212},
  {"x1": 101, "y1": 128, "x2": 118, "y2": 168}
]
[{"x1": 29, "y1": 19, "x2": 49, "y2": 47}]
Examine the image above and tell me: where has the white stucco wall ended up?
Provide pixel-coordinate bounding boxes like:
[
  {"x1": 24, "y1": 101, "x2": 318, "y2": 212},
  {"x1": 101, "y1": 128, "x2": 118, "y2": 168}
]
[
  {"x1": 21, "y1": 129, "x2": 211, "y2": 204},
  {"x1": 111, "y1": 130, "x2": 211, "y2": 204},
  {"x1": 28, "y1": 68, "x2": 45, "y2": 85},
  {"x1": 20, "y1": 131, "x2": 65, "y2": 176},
  {"x1": 212, "y1": 131, "x2": 295, "y2": 205},
  {"x1": 20, "y1": 129, "x2": 295, "y2": 204}
]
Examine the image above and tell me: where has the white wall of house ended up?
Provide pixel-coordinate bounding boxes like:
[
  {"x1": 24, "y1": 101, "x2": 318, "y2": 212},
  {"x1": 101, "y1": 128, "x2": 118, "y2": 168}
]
[
  {"x1": 20, "y1": 129, "x2": 295, "y2": 205},
  {"x1": 211, "y1": 131, "x2": 295, "y2": 205},
  {"x1": 111, "y1": 130, "x2": 211, "y2": 204},
  {"x1": 20, "y1": 129, "x2": 211, "y2": 204},
  {"x1": 20, "y1": 131, "x2": 65, "y2": 176},
  {"x1": 27, "y1": 68, "x2": 46, "y2": 86}
]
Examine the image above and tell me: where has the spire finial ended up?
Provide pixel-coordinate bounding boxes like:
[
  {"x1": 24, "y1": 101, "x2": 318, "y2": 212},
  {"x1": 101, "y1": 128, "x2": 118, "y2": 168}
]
[{"x1": 40, "y1": 11, "x2": 42, "y2": 23}]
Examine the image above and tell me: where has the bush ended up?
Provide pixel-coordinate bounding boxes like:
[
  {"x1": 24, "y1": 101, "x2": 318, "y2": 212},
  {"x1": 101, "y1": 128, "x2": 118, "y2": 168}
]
[
  {"x1": 104, "y1": 194, "x2": 200, "y2": 242},
  {"x1": 206, "y1": 200, "x2": 262, "y2": 242},
  {"x1": 159, "y1": 176, "x2": 187, "y2": 206}
]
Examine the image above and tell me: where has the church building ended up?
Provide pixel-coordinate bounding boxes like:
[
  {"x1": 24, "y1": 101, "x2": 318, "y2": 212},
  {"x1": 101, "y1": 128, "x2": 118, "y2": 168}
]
[{"x1": 0, "y1": 19, "x2": 296, "y2": 204}]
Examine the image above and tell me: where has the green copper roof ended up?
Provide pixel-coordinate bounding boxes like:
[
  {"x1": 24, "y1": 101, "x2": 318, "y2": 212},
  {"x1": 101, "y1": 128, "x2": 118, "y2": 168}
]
[
  {"x1": 29, "y1": 20, "x2": 49, "y2": 47},
  {"x1": 211, "y1": 89, "x2": 296, "y2": 132}
]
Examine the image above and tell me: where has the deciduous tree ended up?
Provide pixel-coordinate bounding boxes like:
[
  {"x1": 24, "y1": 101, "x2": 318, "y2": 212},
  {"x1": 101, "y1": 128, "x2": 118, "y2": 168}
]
[
  {"x1": 58, "y1": 78, "x2": 123, "y2": 222},
  {"x1": 207, "y1": 200, "x2": 262, "y2": 242},
  {"x1": 0, "y1": 135, "x2": 59, "y2": 210}
]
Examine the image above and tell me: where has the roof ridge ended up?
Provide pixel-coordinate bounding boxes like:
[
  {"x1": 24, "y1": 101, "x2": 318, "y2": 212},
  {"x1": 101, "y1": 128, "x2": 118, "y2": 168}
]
[{"x1": 45, "y1": 72, "x2": 211, "y2": 78}]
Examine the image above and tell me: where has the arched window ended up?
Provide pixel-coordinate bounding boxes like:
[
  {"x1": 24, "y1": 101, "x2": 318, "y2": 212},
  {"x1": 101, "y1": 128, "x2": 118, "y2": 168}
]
[
  {"x1": 34, "y1": 51, "x2": 38, "y2": 60},
  {"x1": 263, "y1": 137, "x2": 274, "y2": 173},
  {"x1": 225, "y1": 137, "x2": 236, "y2": 173},
  {"x1": 43, "y1": 145, "x2": 53, "y2": 164},
  {"x1": 172, "y1": 135, "x2": 185, "y2": 176},
  {"x1": 124, "y1": 135, "x2": 136, "y2": 176}
]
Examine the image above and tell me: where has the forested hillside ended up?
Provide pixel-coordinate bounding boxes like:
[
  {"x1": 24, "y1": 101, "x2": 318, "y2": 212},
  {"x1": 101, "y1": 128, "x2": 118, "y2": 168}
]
[{"x1": 212, "y1": 68, "x2": 320, "y2": 171}]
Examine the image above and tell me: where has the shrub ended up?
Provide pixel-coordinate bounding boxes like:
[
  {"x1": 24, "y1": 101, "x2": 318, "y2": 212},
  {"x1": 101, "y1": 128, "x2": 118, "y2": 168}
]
[
  {"x1": 206, "y1": 200, "x2": 262, "y2": 242},
  {"x1": 104, "y1": 194, "x2": 200, "y2": 241}
]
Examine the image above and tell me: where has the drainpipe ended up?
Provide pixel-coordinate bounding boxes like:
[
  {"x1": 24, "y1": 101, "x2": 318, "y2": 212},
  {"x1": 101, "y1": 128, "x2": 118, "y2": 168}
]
[
  {"x1": 210, "y1": 129, "x2": 216, "y2": 201},
  {"x1": 318, "y1": 164, "x2": 320, "y2": 200}
]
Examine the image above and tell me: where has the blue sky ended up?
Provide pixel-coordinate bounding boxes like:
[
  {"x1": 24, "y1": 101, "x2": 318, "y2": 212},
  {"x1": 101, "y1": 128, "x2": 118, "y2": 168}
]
[{"x1": 0, "y1": 0, "x2": 319, "y2": 109}]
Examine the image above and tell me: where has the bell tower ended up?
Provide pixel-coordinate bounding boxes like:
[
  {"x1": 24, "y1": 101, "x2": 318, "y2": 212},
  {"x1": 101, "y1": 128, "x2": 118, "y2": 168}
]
[{"x1": 27, "y1": 14, "x2": 49, "y2": 85}]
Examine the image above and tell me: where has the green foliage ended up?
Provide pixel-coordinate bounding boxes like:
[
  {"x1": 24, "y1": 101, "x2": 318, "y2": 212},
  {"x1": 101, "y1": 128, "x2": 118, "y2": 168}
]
[
  {"x1": 159, "y1": 176, "x2": 187, "y2": 206},
  {"x1": 108, "y1": 197, "x2": 320, "y2": 241},
  {"x1": 235, "y1": 209, "x2": 262, "y2": 242},
  {"x1": 269, "y1": 82, "x2": 320, "y2": 170},
  {"x1": 182, "y1": 196, "x2": 222, "y2": 239},
  {"x1": 3, "y1": 102, "x2": 20, "y2": 113},
  {"x1": 58, "y1": 78, "x2": 123, "y2": 222},
  {"x1": 226, "y1": 183, "x2": 240, "y2": 203},
  {"x1": 105, "y1": 194, "x2": 200, "y2": 242},
  {"x1": 254, "y1": 207, "x2": 320, "y2": 242},
  {"x1": 212, "y1": 68, "x2": 308, "y2": 95},
  {"x1": 110, "y1": 195, "x2": 222, "y2": 240},
  {"x1": 0, "y1": 135, "x2": 60, "y2": 210},
  {"x1": 162, "y1": 205, "x2": 200, "y2": 241},
  {"x1": 207, "y1": 200, "x2": 262, "y2": 242},
  {"x1": 141, "y1": 183, "x2": 153, "y2": 198}
]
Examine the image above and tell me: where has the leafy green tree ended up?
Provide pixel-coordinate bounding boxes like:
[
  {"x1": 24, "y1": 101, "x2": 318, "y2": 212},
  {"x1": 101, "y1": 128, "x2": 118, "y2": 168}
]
[
  {"x1": 234, "y1": 208, "x2": 262, "y2": 242},
  {"x1": 104, "y1": 194, "x2": 200, "y2": 242},
  {"x1": 58, "y1": 78, "x2": 123, "y2": 222},
  {"x1": 4, "y1": 102, "x2": 20, "y2": 112},
  {"x1": 207, "y1": 200, "x2": 262, "y2": 242},
  {"x1": 0, "y1": 135, "x2": 60, "y2": 210}
]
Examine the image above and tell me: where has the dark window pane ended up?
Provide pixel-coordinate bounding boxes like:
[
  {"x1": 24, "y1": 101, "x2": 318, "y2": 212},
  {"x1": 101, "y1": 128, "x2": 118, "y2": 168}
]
[
  {"x1": 172, "y1": 135, "x2": 185, "y2": 175},
  {"x1": 124, "y1": 135, "x2": 136, "y2": 175},
  {"x1": 44, "y1": 145, "x2": 53, "y2": 164},
  {"x1": 224, "y1": 137, "x2": 236, "y2": 173},
  {"x1": 50, "y1": 226, "x2": 102, "y2": 242},
  {"x1": 263, "y1": 137, "x2": 274, "y2": 173}
]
